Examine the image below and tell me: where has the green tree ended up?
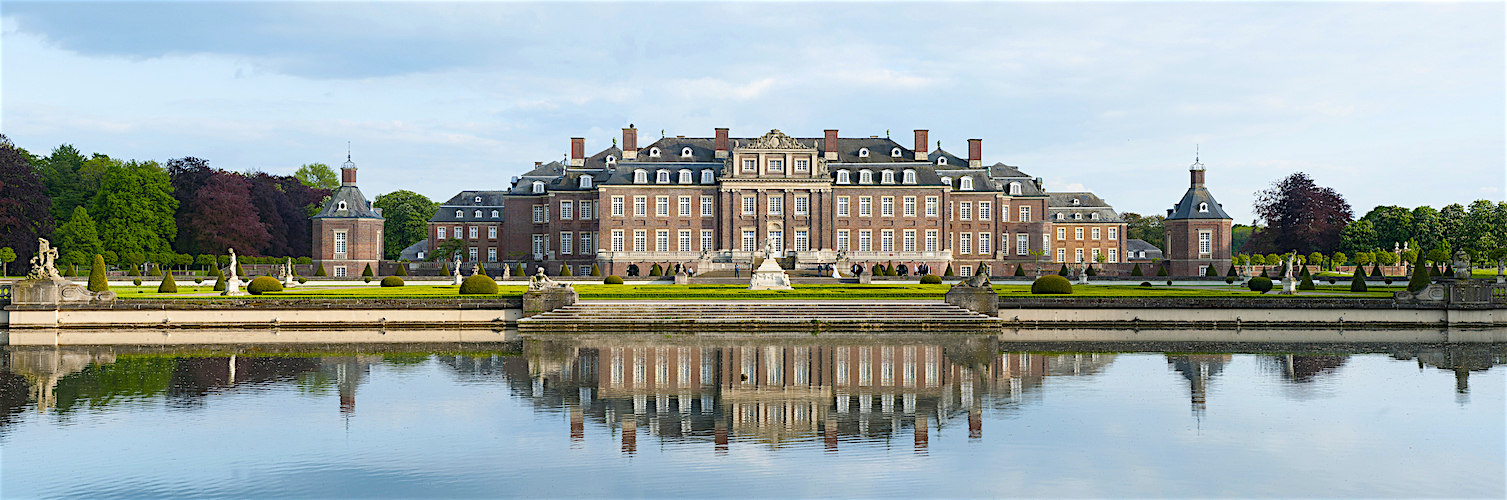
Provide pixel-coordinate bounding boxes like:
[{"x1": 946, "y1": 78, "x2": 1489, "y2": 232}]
[
  {"x1": 1122, "y1": 213, "x2": 1166, "y2": 251},
  {"x1": 55, "y1": 206, "x2": 103, "y2": 260},
  {"x1": 1337, "y1": 219, "x2": 1377, "y2": 255},
  {"x1": 1332, "y1": 252, "x2": 1347, "y2": 267},
  {"x1": 434, "y1": 238, "x2": 467, "y2": 262},
  {"x1": 0, "y1": 247, "x2": 13, "y2": 276},
  {"x1": 373, "y1": 190, "x2": 440, "y2": 260},
  {"x1": 294, "y1": 163, "x2": 338, "y2": 190},
  {"x1": 1411, "y1": 206, "x2": 1443, "y2": 250},
  {"x1": 37, "y1": 144, "x2": 94, "y2": 224},
  {"x1": 92, "y1": 160, "x2": 178, "y2": 258},
  {"x1": 1439, "y1": 203, "x2": 1468, "y2": 249},
  {"x1": 87, "y1": 254, "x2": 109, "y2": 292},
  {"x1": 1359, "y1": 205, "x2": 1414, "y2": 250}
]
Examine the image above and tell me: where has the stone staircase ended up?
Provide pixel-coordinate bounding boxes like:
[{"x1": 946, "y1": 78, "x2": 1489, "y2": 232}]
[{"x1": 518, "y1": 301, "x2": 1002, "y2": 332}]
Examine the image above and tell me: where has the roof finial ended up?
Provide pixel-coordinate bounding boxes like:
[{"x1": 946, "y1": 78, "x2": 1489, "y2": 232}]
[
  {"x1": 347, "y1": 141, "x2": 351, "y2": 162},
  {"x1": 1195, "y1": 144, "x2": 1199, "y2": 163}
]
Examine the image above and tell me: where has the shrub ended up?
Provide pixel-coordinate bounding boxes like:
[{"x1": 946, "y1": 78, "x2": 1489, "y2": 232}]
[
  {"x1": 561, "y1": 264, "x2": 574, "y2": 276},
  {"x1": 920, "y1": 274, "x2": 942, "y2": 284},
  {"x1": 395, "y1": 264, "x2": 408, "y2": 276},
  {"x1": 157, "y1": 270, "x2": 178, "y2": 293},
  {"x1": 247, "y1": 276, "x2": 282, "y2": 295},
  {"x1": 1327, "y1": 278, "x2": 1336, "y2": 285},
  {"x1": 1206, "y1": 265, "x2": 1219, "y2": 277},
  {"x1": 213, "y1": 272, "x2": 227, "y2": 291},
  {"x1": 590, "y1": 263, "x2": 602, "y2": 276},
  {"x1": 1166, "y1": 280, "x2": 1172, "y2": 286},
  {"x1": 1156, "y1": 265, "x2": 1169, "y2": 276},
  {"x1": 604, "y1": 275, "x2": 624, "y2": 284},
  {"x1": 315, "y1": 263, "x2": 327, "y2": 276},
  {"x1": 1031, "y1": 275, "x2": 1073, "y2": 294},
  {"x1": 872, "y1": 265, "x2": 883, "y2": 276},
  {"x1": 1225, "y1": 277, "x2": 1235, "y2": 284},
  {"x1": 459, "y1": 274, "x2": 498, "y2": 294},
  {"x1": 194, "y1": 277, "x2": 204, "y2": 285},
  {"x1": 442, "y1": 262, "x2": 452, "y2": 276},
  {"x1": 1349, "y1": 266, "x2": 1368, "y2": 292},
  {"x1": 1407, "y1": 254, "x2": 1430, "y2": 292},
  {"x1": 381, "y1": 276, "x2": 405, "y2": 287},
  {"x1": 1248, "y1": 276, "x2": 1273, "y2": 293},
  {"x1": 944, "y1": 265, "x2": 955, "y2": 276},
  {"x1": 235, "y1": 261, "x2": 245, "y2": 277},
  {"x1": 1298, "y1": 273, "x2": 1316, "y2": 291},
  {"x1": 885, "y1": 264, "x2": 897, "y2": 277},
  {"x1": 1384, "y1": 278, "x2": 1394, "y2": 285},
  {"x1": 1130, "y1": 263, "x2": 1143, "y2": 276},
  {"x1": 1227, "y1": 264, "x2": 1238, "y2": 277},
  {"x1": 1260, "y1": 268, "x2": 1270, "y2": 278},
  {"x1": 1057, "y1": 264, "x2": 1069, "y2": 276},
  {"x1": 1085, "y1": 264, "x2": 1097, "y2": 277},
  {"x1": 132, "y1": 278, "x2": 142, "y2": 286},
  {"x1": 1370, "y1": 264, "x2": 1382, "y2": 277},
  {"x1": 1014, "y1": 264, "x2": 1026, "y2": 277},
  {"x1": 650, "y1": 263, "x2": 663, "y2": 276},
  {"x1": 362, "y1": 263, "x2": 374, "y2": 277},
  {"x1": 88, "y1": 254, "x2": 109, "y2": 292},
  {"x1": 297, "y1": 277, "x2": 306, "y2": 284},
  {"x1": 127, "y1": 269, "x2": 140, "y2": 276},
  {"x1": 515, "y1": 263, "x2": 526, "y2": 277},
  {"x1": 1139, "y1": 281, "x2": 1153, "y2": 287},
  {"x1": 363, "y1": 276, "x2": 372, "y2": 283}
]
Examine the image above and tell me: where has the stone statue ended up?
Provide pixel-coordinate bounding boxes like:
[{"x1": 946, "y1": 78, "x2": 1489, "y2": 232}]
[
  {"x1": 472, "y1": 262, "x2": 482, "y2": 277},
  {"x1": 26, "y1": 238, "x2": 61, "y2": 280},
  {"x1": 281, "y1": 257, "x2": 298, "y2": 287},
  {"x1": 529, "y1": 267, "x2": 571, "y2": 291},
  {"x1": 1452, "y1": 249, "x2": 1472, "y2": 279},
  {"x1": 501, "y1": 264, "x2": 512, "y2": 280},
  {"x1": 1278, "y1": 250, "x2": 1298, "y2": 294},
  {"x1": 960, "y1": 266, "x2": 991, "y2": 288},
  {"x1": 451, "y1": 260, "x2": 464, "y2": 285},
  {"x1": 763, "y1": 238, "x2": 779, "y2": 259},
  {"x1": 699, "y1": 249, "x2": 710, "y2": 262},
  {"x1": 223, "y1": 248, "x2": 246, "y2": 296}
]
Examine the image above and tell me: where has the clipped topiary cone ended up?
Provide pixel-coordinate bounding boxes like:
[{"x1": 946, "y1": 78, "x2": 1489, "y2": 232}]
[
  {"x1": 1014, "y1": 264, "x2": 1026, "y2": 277},
  {"x1": 590, "y1": 263, "x2": 601, "y2": 276},
  {"x1": 157, "y1": 268, "x2": 178, "y2": 293},
  {"x1": 561, "y1": 264, "x2": 574, "y2": 276},
  {"x1": 396, "y1": 263, "x2": 408, "y2": 276},
  {"x1": 88, "y1": 254, "x2": 109, "y2": 292},
  {"x1": 362, "y1": 263, "x2": 374, "y2": 277},
  {"x1": 315, "y1": 263, "x2": 327, "y2": 276}
]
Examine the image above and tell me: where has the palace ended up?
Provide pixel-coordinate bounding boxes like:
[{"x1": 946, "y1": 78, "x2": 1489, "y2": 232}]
[{"x1": 422, "y1": 126, "x2": 1221, "y2": 276}]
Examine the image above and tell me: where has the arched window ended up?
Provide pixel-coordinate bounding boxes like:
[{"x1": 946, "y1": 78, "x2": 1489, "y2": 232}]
[
  {"x1": 656, "y1": 170, "x2": 670, "y2": 184},
  {"x1": 1008, "y1": 182, "x2": 1022, "y2": 195},
  {"x1": 903, "y1": 169, "x2": 917, "y2": 184},
  {"x1": 859, "y1": 170, "x2": 873, "y2": 184},
  {"x1": 456, "y1": 209, "x2": 464, "y2": 218},
  {"x1": 532, "y1": 181, "x2": 545, "y2": 194},
  {"x1": 1090, "y1": 212, "x2": 1099, "y2": 220},
  {"x1": 1071, "y1": 198, "x2": 1081, "y2": 206},
  {"x1": 959, "y1": 176, "x2": 974, "y2": 191},
  {"x1": 579, "y1": 175, "x2": 593, "y2": 189},
  {"x1": 605, "y1": 155, "x2": 616, "y2": 165},
  {"x1": 633, "y1": 169, "x2": 648, "y2": 184},
  {"x1": 474, "y1": 196, "x2": 482, "y2": 203},
  {"x1": 337, "y1": 201, "x2": 347, "y2": 211},
  {"x1": 836, "y1": 170, "x2": 851, "y2": 184},
  {"x1": 648, "y1": 147, "x2": 661, "y2": 158},
  {"x1": 491, "y1": 210, "x2": 499, "y2": 218},
  {"x1": 474, "y1": 210, "x2": 482, "y2": 218},
  {"x1": 858, "y1": 148, "x2": 870, "y2": 158},
  {"x1": 701, "y1": 169, "x2": 715, "y2": 184},
  {"x1": 1056, "y1": 213, "x2": 1064, "y2": 220},
  {"x1": 940, "y1": 176, "x2": 952, "y2": 187},
  {"x1": 679, "y1": 169, "x2": 693, "y2": 184},
  {"x1": 936, "y1": 157, "x2": 947, "y2": 166},
  {"x1": 881, "y1": 170, "x2": 895, "y2": 184},
  {"x1": 681, "y1": 147, "x2": 693, "y2": 158},
  {"x1": 1074, "y1": 213, "x2": 1082, "y2": 220},
  {"x1": 1199, "y1": 202, "x2": 1209, "y2": 212},
  {"x1": 891, "y1": 147, "x2": 902, "y2": 158}
]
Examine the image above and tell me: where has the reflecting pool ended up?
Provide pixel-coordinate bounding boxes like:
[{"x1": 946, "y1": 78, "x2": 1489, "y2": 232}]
[{"x1": 2, "y1": 334, "x2": 1503, "y2": 498}]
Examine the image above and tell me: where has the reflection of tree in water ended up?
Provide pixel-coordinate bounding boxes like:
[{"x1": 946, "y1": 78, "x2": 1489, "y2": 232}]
[
  {"x1": 1165, "y1": 355, "x2": 1231, "y2": 417},
  {"x1": 1388, "y1": 344, "x2": 1507, "y2": 404},
  {"x1": 1256, "y1": 354, "x2": 1350, "y2": 401}
]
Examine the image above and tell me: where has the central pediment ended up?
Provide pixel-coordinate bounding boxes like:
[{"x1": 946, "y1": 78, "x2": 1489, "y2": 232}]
[{"x1": 739, "y1": 129, "x2": 812, "y2": 151}]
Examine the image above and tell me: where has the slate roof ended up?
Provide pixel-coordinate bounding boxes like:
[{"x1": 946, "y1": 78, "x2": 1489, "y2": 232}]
[
  {"x1": 1125, "y1": 239, "x2": 1164, "y2": 260},
  {"x1": 598, "y1": 163, "x2": 724, "y2": 186},
  {"x1": 398, "y1": 239, "x2": 429, "y2": 261},
  {"x1": 507, "y1": 161, "x2": 614, "y2": 195},
  {"x1": 312, "y1": 185, "x2": 383, "y2": 219},
  {"x1": 430, "y1": 190, "x2": 509, "y2": 222},
  {"x1": 928, "y1": 149, "x2": 968, "y2": 168},
  {"x1": 1166, "y1": 184, "x2": 1233, "y2": 220},
  {"x1": 1047, "y1": 192, "x2": 1122, "y2": 222}
]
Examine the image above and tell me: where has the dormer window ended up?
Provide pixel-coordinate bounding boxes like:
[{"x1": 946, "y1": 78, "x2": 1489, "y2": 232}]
[
  {"x1": 1199, "y1": 202, "x2": 1209, "y2": 212},
  {"x1": 337, "y1": 201, "x2": 348, "y2": 211},
  {"x1": 633, "y1": 169, "x2": 648, "y2": 184},
  {"x1": 959, "y1": 176, "x2": 974, "y2": 191},
  {"x1": 474, "y1": 210, "x2": 483, "y2": 218},
  {"x1": 937, "y1": 157, "x2": 947, "y2": 166},
  {"x1": 579, "y1": 175, "x2": 593, "y2": 189},
  {"x1": 881, "y1": 170, "x2": 895, "y2": 184},
  {"x1": 859, "y1": 170, "x2": 874, "y2": 184},
  {"x1": 656, "y1": 170, "x2": 670, "y2": 184},
  {"x1": 940, "y1": 176, "x2": 951, "y2": 187},
  {"x1": 1074, "y1": 213, "x2": 1083, "y2": 220},
  {"x1": 1009, "y1": 182, "x2": 1022, "y2": 195},
  {"x1": 701, "y1": 169, "x2": 715, "y2": 184},
  {"x1": 1090, "y1": 212, "x2": 1099, "y2": 220},
  {"x1": 836, "y1": 170, "x2": 851, "y2": 184},
  {"x1": 1071, "y1": 198, "x2": 1081, "y2": 206},
  {"x1": 491, "y1": 210, "x2": 500, "y2": 218},
  {"x1": 891, "y1": 147, "x2": 902, "y2": 158},
  {"x1": 474, "y1": 196, "x2": 482, "y2": 203},
  {"x1": 858, "y1": 148, "x2": 870, "y2": 158},
  {"x1": 903, "y1": 169, "x2": 917, "y2": 184},
  {"x1": 678, "y1": 169, "x2": 692, "y2": 184},
  {"x1": 648, "y1": 147, "x2": 661, "y2": 158},
  {"x1": 456, "y1": 209, "x2": 464, "y2": 218},
  {"x1": 532, "y1": 181, "x2": 545, "y2": 194},
  {"x1": 605, "y1": 156, "x2": 616, "y2": 167},
  {"x1": 681, "y1": 147, "x2": 693, "y2": 158},
  {"x1": 1056, "y1": 213, "x2": 1064, "y2": 220}
]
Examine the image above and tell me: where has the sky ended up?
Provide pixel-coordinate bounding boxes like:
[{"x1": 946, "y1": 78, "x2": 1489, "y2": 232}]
[{"x1": 2, "y1": 1, "x2": 1503, "y2": 223}]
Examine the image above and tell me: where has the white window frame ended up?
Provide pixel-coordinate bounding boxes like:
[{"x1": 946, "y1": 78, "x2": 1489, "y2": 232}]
[
  {"x1": 904, "y1": 196, "x2": 916, "y2": 217},
  {"x1": 560, "y1": 200, "x2": 573, "y2": 220},
  {"x1": 742, "y1": 196, "x2": 756, "y2": 215},
  {"x1": 858, "y1": 230, "x2": 872, "y2": 252},
  {"x1": 701, "y1": 230, "x2": 714, "y2": 251},
  {"x1": 611, "y1": 230, "x2": 625, "y2": 252},
  {"x1": 794, "y1": 230, "x2": 809, "y2": 252},
  {"x1": 795, "y1": 196, "x2": 809, "y2": 216},
  {"x1": 925, "y1": 230, "x2": 938, "y2": 252},
  {"x1": 959, "y1": 202, "x2": 972, "y2": 221},
  {"x1": 1019, "y1": 206, "x2": 1031, "y2": 222},
  {"x1": 532, "y1": 181, "x2": 545, "y2": 194},
  {"x1": 959, "y1": 233, "x2": 972, "y2": 255},
  {"x1": 560, "y1": 232, "x2": 573, "y2": 255},
  {"x1": 903, "y1": 230, "x2": 916, "y2": 252},
  {"x1": 656, "y1": 196, "x2": 669, "y2": 217},
  {"x1": 679, "y1": 170, "x2": 693, "y2": 184},
  {"x1": 837, "y1": 230, "x2": 850, "y2": 251},
  {"x1": 768, "y1": 195, "x2": 783, "y2": 215},
  {"x1": 925, "y1": 197, "x2": 939, "y2": 217},
  {"x1": 333, "y1": 230, "x2": 348, "y2": 257},
  {"x1": 858, "y1": 196, "x2": 872, "y2": 217},
  {"x1": 469, "y1": 226, "x2": 478, "y2": 239},
  {"x1": 1009, "y1": 182, "x2": 1022, "y2": 195},
  {"x1": 701, "y1": 196, "x2": 714, "y2": 217},
  {"x1": 656, "y1": 170, "x2": 670, "y2": 184},
  {"x1": 959, "y1": 177, "x2": 973, "y2": 191},
  {"x1": 836, "y1": 170, "x2": 851, "y2": 184},
  {"x1": 1108, "y1": 227, "x2": 1118, "y2": 240},
  {"x1": 701, "y1": 170, "x2": 715, "y2": 184},
  {"x1": 767, "y1": 159, "x2": 783, "y2": 173},
  {"x1": 633, "y1": 230, "x2": 647, "y2": 252},
  {"x1": 881, "y1": 196, "x2": 894, "y2": 217},
  {"x1": 837, "y1": 197, "x2": 850, "y2": 217},
  {"x1": 979, "y1": 202, "x2": 991, "y2": 221},
  {"x1": 634, "y1": 196, "x2": 647, "y2": 217},
  {"x1": 979, "y1": 233, "x2": 991, "y2": 255},
  {"x1": 679, "y1": 230, "x2": 692, "y2": 252},
  {"x1": 679, "y1": 196, "x2": 692, "y2": 216},
  {"x1": 437, "y1": 227, "x2": 446, "y2": 240},
  {"x1": 881, "y1": 230, "x2": 894, "y2": 252},
  {"x1": 742, "y1": 231, "x2": 756, "y2": 252},
  {"x1": 611, "y1": 196, "x2": 624, "y2": 217},
  {"x1": 859, "y1": 170, "x2": 873, "y2": 184},
  {"x1": 634, "y1": 170, "x2": 648, "y2": 184},
  {"x1": 1092, "y1": 227, "x2": 1101, "y2": 240},
  {"x1": 1017, "y1": 234, "x2": 1029, "y2": 256},
  {"x1": 488, "y1": 226, "x2": 497, "y2": 239}
]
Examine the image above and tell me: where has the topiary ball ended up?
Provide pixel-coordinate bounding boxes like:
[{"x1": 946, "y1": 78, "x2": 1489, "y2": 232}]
[
  {"x1": 1030, "y1": 275, "x2": 1073, "y2": 294},
  {"x1": 1327, "y1": 278, "x2": 1336, "y2": 285},
  {"x1": 1384, "y1": 278, "x2": 1394, "y2": 285},
  {"x1": 132, "y1": 278, "x2": 142, "y2": 286},
  {"x1": 1166, "y1": 280, "x2": 1173, "y2": 286},
  {"x1": 920, "y1": 274, "x2": 943, "y2": 284},
  {"x1": 1140, "y1": 281, "x2": 1153, "y2": 287},
  {"x1": 459, "y1": 274, "x2": 498, "y2": 294},
  {"x1": 364, "y1": 276, "x2": 373, "y2": 284},
  {"x1": 604, "y1": 275, "x2": 624, "y2": 285},
  {"x1": 1248, "y1": 276, "x2": 1273, "y2": 293},
  {"x1": 247, "y1": 276, "x2": 283, "y2": 295},
  {"x1": 297, "y1": 277, "x2": 307, "y2": 284},
  {"x1": 381, "y1": 276, "x2": 404, "y2": 287},
  {"x1": 1225, "y1": 277, "x2": 1235, "y2": 284}
]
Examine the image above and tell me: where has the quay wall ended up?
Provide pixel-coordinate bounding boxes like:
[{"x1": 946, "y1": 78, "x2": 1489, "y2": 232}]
[
  {"x1": 3, "y1": 298, "x2": 523, "y2": 332},
  {"x1": 998, "y1": 298, "x2": 1504, "y2": 329}
]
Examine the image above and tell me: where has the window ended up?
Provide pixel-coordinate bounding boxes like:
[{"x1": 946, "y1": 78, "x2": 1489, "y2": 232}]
[
  {"x1": 338, "y1": 201, "x2": 347, "y2": 211},
  {"x1": 937, "y1": 157, "x2": 947, "y2": 166},
  {"x1": 533, "y1": 234, "x2": 546, "y2": 257},
  {"x1": 334, "y1": 231, "x2": 347, "y2": 255},
  {"x1": 1075, "y1": 248, "x2": 1084, "y2": 263},
  {"x1": 681, "y1": 147, "x2": 693, "y2": 158},
  {"x1": 891, "y1": 147, "x2": 903, "y2": 158},
  {"x1": 611, "y1": 196, "x2": 624, "y2": 217},
  {"x1": 1019, "y1": 206, "x2": 1031, "y2": 222},
  {"x1": 701, "y1": 170, "x2": 715, "y2": 184},
  {"x1": 532, "y1": 181, "x2": 545, "y2": 194},
  {"x1": 959, "y1": 177, "x2": 974, "y2": 191},
  {"x1": 605, "y1": 156, "x2": 616, "y2": 166},
  {"x1": 488, "y1": 226, "x2": 497, "y2": 239},
  {"x1": 1108, "y1": 248, "x2": 1118, "y2": 263},
  {"x1": 1017, "y1": 234, "x2": 1029, "y2": 255},
  {"x1": 959, "y1": 202, "x2": 972, "y2": 220},
  {"x1": 979, "y1": 233, "x2": 991, "y2": 255},
  {"x1": 742, "y1": 196, "x2": 756, "y2": 215},
  {"x1": 858, "y1": 170, "x2": 873, "y2": 184},
  {"x1": 836, "y1": 170, "x2": 851, "y2": 184},
  {"x1": 1057, "y1": 228, "x2": 1067, "y2": 240},
  {"x1": 881, "y1": 196, "x2": 894, "y2": 217},
  {"x1": 701, "y1": 196, "x2": 714, "y2": 217},
  {"x1": 581, "y1": 233, "x2": 592, "y2": 255},
  {"x1": 656, "y1": 170, "x2": 670, "y2": 184},
  {"x1": 454, "y1": 226, "x2": 462, "y2": 239},
  {"x1": 633, "y1": 196, "x2": 647, "y2": 217},
  {"x1": 488, "y1": 247, "x2": 497, "y2": 262},
  {"x1": 859, "y1": 196, "x2": 872, "y2": 217},
  {"x1": 533, "y1": 205, "x2": 546, "y2": 223},
  {"x1": 1043, "y1": 234, "x2": 1050, "y2": 255},
  {"x1": 837, "y1": 197, "x2": 850, "y2": 217},
  {"x1": 437, "y1": 227, "x2": 446, "y2": 239},
  {"x1": 881, "y1": 170, "x2": 895, "y2": 184},
  {"x1": 560, "y1": 232, "x2": 573, "y2": 255},
  {"x1": 794, "y1": 230, "x2": 809, "y2": 252},
  {"x1": 469, "y1": 226, "x2": 478, "y2": 239},
  {"x1": 1075, "y1": 228, "x2": 1084, "y2": 240},
  {"x1": 960, "y1": 266, "x2": 972, "y2": 277},
  {"x1": 579, "y1": 201, "x2": 592, "y2": 220},
  {"x1": 611, "y1": 230, "x2": 624, "y2": 252},
  {"x1": 1199, "y1": 202, "x2": 1209, "y2": 213},
  {"x1": 1090, "y1": 212, "x2": 1099, "y2": 220},
  {"x1": 633, "y1": 170, "x2": 648, "y2": 184},
  {"x1": 456, "y1": 209, "x2": 464, "y2": 218},
  {"x1": 579, "y1": 176, "x2": 593, "y2": 189},
  {"x1": 334, "y1": 266, "x2": 347, "y2": 277},
  {"x1": 795, "y1": 159, "x2": 809, "y2": 172},
  {"x1": 767, "y1": 231, "x2": 783, "y2": 252},
  {"x1": 678, "y1": 196, "x2": 692, "y2": 216},
  {"x1": 858, "y1": 148, "x2": 869, "y2": 158},
  {"x1": 742, "y1": 158, "x2": 757, "y2": 171},
  {"x1": 1199, "y1": 230, "x2": 1212, "y2": 255},
  {"x1": 903, "y1": 169, "x2": 916, "y2": 184},
  {"x1": 678, "y1": 230, "x2": 692, "y2": 252},
  {"x1": 1092, "y1": 227, "x2": 1101, "y2": 240},
  {"x1": 881, "y1": 230, "x2": 894, "y2": 251},
  {"x1": 648, "y1": 147, "x2": 661, "y2": 158},
  {"x1": 903, "y1": 230, "x2": 916, "y2": 252},
  {"x1": 768, "y1": 195, "x2": 783, "y2": 215},
  {"x1": 1009, "y1": 182, "x2": 1022, "y2": 195},
  {"x1": 679, "y1": 170, "x2": 692, "y2": 184},
  {"x1": 1074, "y1": 213, "x2": 1082, "y2": 220},
  {"x1": 959, "y1": 233, "x2": 972, "y2": 254},
  {"x1": 768, "y1": 159, "x2": 783, "y2": 172},
  {"x1": 939, "y1": 176, "x2": 951, "y2": 188},
  {"x1": 578, "y1": 265, "x2": 591, "y2": 276},
  {"x1": 979, "y1": 202, "x2": 991, "y2": 220},
  {"x1": 742, "y1": 231, "x2": 756, "y2": 252},
  {"x1": 1091, "y1": 248, "x2": 1100, "y2": 262},
  {"x1": 491, "y1": 209, "x2": 500, "y2": 218},
  {"x1": 1072, "y1": 198, "x2": 1081, "y2": 206},
  {"x1": 656, "y1": 196, "x2": 669, "y2": 217},
  {"x1": 925, "y1": 197, "x2": 939, "y2": 217},
  {"x1": 795, "y1": 196, "x2": 809, "y2": 215},
  {"x1": 859, "y1": 230, "x2": 872, "y2": 251},
  {"x1": 701, "y1": 230, "x2": 713, "y2": 251},
  {"x1": 560, "y1": 201, "x2": 573, "y2": 220},
  {"x1": 633, "y1": 230, "x2": 647, "y2": 252},
  {"x1": 837, "y1": 230, "x2": 850, "y2": 251},
  {"x1": 903, "y1": 196, "x2": 916, "y2": 217},
  {"x1": 925, "y1": 230, "x2": 938, "y2": 252},
  {"x1": 1056, "y1": 248, "x2": 1066, "y2": 262}
]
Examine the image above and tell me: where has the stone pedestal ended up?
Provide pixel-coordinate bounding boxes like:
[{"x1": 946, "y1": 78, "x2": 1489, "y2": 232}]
[
  {"x1": 748, "y1": 258, "x2": 793, "y2": 290},
  {"x1": 523, "y1": 287, "x2": 579, "y2": 317},
  {"x1": 12, "y1": 278, "x2": 114, "y2": 304},
  {"x1": 858, "y1": 274, "x2": 871, "y2": 284},
  {"x1": 674, "y1": 271, "x2": 689, "y2": 285},
  {"x1": 945, "y1": 284, "x2": 999, "y2": 316},
  {"x1": 1279, "y1": 278, "x2": 1297, "y2": 295},
  {"x1": 223, "y1": 277, "x2": 248, "y2": 296}
]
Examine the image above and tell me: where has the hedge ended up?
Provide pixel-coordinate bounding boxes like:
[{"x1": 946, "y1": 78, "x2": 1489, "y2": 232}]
[
  {"x1": 381, "y1": 276, "x2": 405, "y2": 287},
  {"x1": 247, "y1": 276, "x2": 283, "y2": 295},
  {"x1": 1248, "y1": 276, "x2": 1273, "y2": 293},
  {"x1": 460, "y1": 274, "x2": 499, "y2": 294},
  {"x1": 1031, "y1": 275, "x2": 1073, "y2": 294}
]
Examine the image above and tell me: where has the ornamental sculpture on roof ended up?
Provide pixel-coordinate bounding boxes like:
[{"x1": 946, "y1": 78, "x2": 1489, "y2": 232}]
[{"x1": 741, "y1": 129, "x2": 810, "y2": 150}]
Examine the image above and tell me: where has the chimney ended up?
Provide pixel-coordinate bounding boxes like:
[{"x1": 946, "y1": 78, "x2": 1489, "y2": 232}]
[
  {"x1": 824, "y1": 129, "x2": 838, "y2": 160},
  {"x1": 622, "y1": 126, "x2": 638, "y2": 160},
  {"x1": 570, "y1": 138, "x2": 585, "y2": 167},
  {"x1": 967, "y1": 139, "x2": 982, "y2": 168},
  {"x1": 715, "y1": 128, "x2": 729, "y2": 159},
  {"x1": 340, "y1": 154, "x2": 357, "y2": 186},
  {"x1": 914, "y1": 130, "x2": 929, "y2": 160}
]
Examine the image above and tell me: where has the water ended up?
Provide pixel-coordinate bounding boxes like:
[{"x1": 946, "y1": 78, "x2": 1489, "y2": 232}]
[{"x1": 2, "y1": 334, "x2": 1503, "y2": 498}]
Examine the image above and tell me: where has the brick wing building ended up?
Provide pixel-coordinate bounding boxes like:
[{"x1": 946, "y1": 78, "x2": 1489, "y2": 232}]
[
  {"x1": 1162, "y1": 156, "x2": 1233, "y2": 276},
  {"x1": 312, "y1": 156, "x2": 384, "y2": 277}
]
